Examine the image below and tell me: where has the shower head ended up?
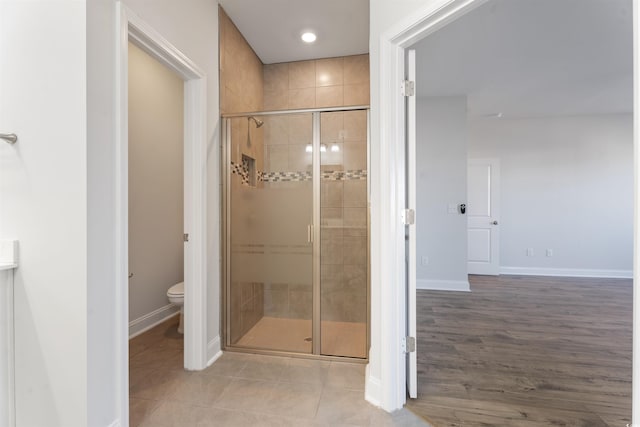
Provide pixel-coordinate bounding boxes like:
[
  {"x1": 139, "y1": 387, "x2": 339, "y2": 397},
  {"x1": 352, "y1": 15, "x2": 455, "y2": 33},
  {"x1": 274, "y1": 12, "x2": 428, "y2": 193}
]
[{"x1": 248, "y1": 116, "x2": 264, "y2": 128}]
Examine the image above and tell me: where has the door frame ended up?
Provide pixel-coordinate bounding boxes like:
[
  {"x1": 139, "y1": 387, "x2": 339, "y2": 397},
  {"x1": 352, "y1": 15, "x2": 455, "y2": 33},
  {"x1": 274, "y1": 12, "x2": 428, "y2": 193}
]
[
  {"x1": 375, "y1": 0, "x2": 639, "y2": 420},
  {"x1": 373, "y1": 0, "x2": 490, "y2": 411},
  {"x1": 115, "y1": 3, "x2": 208, "y2": 422}
]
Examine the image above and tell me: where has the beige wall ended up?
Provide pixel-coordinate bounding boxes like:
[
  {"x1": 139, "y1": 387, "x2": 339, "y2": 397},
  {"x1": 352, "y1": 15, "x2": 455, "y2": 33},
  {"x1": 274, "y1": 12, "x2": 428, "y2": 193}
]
[
  {"x1": 128, "y1": 42, "x2": 184, "y2": 324},
  {"x1": 264, "y1": 55, "x2": 370, "y2": 110}
]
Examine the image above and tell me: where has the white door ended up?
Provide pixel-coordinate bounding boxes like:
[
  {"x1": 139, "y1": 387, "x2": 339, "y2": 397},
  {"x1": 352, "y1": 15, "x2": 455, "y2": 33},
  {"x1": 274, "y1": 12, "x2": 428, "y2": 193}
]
[
  {"x1": 467, "y1": 159, "x2": 500, "y2": 275},
  {"x1": 405, "y1": 49, "x2": 418, "y2": 399}
]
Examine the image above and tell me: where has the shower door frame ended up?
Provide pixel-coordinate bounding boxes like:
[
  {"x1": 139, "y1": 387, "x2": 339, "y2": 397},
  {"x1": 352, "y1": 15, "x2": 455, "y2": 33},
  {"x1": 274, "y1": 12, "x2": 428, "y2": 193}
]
[{"x1": 222, "y1": 105, "x2": 370, "y2": 362}]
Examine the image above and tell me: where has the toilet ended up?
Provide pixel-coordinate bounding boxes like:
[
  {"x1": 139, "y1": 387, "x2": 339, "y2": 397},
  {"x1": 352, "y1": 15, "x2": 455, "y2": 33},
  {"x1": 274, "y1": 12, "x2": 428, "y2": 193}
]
[{"x1": 167, "y1": 282, "x2": 184, "y2": 334}]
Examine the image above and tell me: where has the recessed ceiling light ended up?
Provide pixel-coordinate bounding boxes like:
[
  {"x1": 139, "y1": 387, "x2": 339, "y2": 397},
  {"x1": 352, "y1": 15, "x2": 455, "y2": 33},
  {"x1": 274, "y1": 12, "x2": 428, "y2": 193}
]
[{"x1": 301, "y1": 32, "x2": 317, "y2": 43}]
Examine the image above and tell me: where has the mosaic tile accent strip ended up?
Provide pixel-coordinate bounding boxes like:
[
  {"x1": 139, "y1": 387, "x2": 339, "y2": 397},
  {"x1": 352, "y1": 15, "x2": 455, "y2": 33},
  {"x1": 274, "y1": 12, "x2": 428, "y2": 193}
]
[
  {"x1": 260, "y1": 171, "x2": 311, "y2": 182},
  {"x1": 322, "y1": 170, "x2": 368, "y2": 181},
  {"x1": 231, "y1": 162, "x2": 367, "y2": 183}
]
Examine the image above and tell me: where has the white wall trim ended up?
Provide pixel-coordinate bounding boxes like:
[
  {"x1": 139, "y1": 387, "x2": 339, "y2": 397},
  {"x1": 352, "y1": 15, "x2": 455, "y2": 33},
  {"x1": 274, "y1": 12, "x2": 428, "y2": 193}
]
[
  {"x1": 500, "y1": 267, "x2": 633, "y2": 279},
  {"x1": 207, "y1": 337, "x2": 222, "y2": 367},
  {"x1": 128, "y1": 305, "x2": 180, "y2": 339},
  {"x1": 416, "y1": 279, "x2": 471, "y2": 292},
  {"x1": 632, "y1": 3, "x2": 639, "y2": 423},
  {"x1": 115, "y1": 3, "x2": 208, "y2": 425},
  {"x1": 0, "y1": 268, "x2": 15, "y2": 427},
  {"x1": 372, "y1": 0, "x2": 488, "y2": 412},
  {"x1": 364, "y1": 365, "x2": 382, "y2": 408}
]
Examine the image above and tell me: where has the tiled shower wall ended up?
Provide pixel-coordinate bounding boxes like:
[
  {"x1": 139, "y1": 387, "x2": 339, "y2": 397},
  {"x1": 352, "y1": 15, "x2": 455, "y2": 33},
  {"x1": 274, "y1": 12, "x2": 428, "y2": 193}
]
[
  {"x1": 263, "y1": 55, "x2": 370, "y2": 110},
  {"x1": 220, "y1": 7, "x2": 265, "y2": 343}
]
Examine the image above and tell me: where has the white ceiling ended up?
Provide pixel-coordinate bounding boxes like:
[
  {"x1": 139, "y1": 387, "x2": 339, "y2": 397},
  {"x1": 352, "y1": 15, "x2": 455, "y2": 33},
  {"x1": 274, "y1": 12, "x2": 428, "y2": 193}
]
[
  {"x1": 414, "y1": 0, "x2": 633, "y2": 118},
  {"x1": 218, "y1": 0, "x2": 369, "y2": 64}
]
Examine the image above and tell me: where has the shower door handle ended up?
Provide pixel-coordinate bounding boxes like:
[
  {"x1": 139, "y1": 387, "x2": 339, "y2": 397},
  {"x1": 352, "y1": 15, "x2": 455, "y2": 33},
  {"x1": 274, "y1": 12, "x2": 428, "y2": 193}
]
[{"x1": 307, "y1": 224, "x2": 314, "y2": 243}]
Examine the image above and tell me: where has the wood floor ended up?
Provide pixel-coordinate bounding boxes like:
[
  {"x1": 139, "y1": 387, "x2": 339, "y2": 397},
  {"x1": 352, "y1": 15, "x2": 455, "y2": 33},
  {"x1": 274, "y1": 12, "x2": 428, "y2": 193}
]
[{"x1": 407, "y1": 275, "x2": 632, "y2": 427}]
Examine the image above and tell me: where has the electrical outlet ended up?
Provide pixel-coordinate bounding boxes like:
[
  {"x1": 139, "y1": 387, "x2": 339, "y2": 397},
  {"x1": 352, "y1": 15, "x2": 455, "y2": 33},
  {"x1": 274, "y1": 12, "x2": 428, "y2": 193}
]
[
  {"x1": 526, "y1": 248, "x2": 534, "y2": 257},
  {"x1": 421, "y1": 256, "x2": 429, "y2": 266},
  {"x1": 546, "y1": 249, "x2": 553, "y2": 257}
]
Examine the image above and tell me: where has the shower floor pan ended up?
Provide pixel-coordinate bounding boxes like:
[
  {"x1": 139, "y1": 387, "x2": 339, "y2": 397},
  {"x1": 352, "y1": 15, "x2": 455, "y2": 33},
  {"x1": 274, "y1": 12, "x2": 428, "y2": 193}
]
[{"x1": 235, "y1": 316, "x2": 366, "y2": 358}]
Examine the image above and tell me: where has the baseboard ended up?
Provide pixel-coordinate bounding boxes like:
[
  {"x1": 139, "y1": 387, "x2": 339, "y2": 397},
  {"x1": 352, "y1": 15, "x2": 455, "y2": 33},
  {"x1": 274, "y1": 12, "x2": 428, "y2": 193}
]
[
  {"x1": 364, "y1": 365, "x2": 382, "y2": 408},
  {"x1": 416, "y1": 279, "x2": 471, "y2": 292},
  {"x1": 129, "y1": 304, "x2": 180, "y2": 339},
  {"x1": 499, "y1": 266, "x2": 632, "y2": 279},
  {"x1": 207, "y1": 336, "x2": 222, "y2": 367}
]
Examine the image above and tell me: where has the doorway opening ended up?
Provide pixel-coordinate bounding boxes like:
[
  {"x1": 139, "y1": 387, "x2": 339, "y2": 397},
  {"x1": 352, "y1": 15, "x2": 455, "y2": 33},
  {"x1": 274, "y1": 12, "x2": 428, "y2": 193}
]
[
  {"x1": 115, "y1": 5, "x2": 209, "y2": 422},
  {"x1": 403, "y1": 0, "x2": 633, "y2": 424}
]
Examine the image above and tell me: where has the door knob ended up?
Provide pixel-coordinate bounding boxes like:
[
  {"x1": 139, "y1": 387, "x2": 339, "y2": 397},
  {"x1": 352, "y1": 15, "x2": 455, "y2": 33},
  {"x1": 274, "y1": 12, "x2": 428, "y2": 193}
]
[{"x1": 491, "y1": 221, "x2": 498, "y2": 225}]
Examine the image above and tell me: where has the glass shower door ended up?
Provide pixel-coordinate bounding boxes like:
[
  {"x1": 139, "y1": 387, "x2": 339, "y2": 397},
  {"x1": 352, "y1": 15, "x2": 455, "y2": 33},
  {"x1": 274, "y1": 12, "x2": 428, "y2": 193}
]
[
  {"x1": 319, "y1": 110, "x2": 368, "y2": 358},
  {"x1": 226, "y1": 113, "x2": 314, "y2": 353}
]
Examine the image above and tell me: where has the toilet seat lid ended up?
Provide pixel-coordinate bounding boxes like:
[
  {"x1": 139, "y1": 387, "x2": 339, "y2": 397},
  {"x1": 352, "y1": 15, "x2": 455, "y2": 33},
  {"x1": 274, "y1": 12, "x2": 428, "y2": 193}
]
[{"x1": 167, "y1": 282, "x2": 184, "y2": 296}]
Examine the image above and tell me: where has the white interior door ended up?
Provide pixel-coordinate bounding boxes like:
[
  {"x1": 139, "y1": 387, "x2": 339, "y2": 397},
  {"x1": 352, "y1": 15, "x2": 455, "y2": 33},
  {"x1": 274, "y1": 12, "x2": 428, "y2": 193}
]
[
  {"x1": 467, "y1": 159, "x2": 500, "y2": 275},
  {"x1": 406, "y1": 49, "x2": 418, "y2": 399}
]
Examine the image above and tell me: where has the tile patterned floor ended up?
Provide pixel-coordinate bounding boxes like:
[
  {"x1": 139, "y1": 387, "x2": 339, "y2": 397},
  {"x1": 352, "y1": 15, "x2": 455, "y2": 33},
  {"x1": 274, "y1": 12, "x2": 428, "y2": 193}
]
[{"x1": 129, "y1": 317, "x2": 430, "y2": 427}]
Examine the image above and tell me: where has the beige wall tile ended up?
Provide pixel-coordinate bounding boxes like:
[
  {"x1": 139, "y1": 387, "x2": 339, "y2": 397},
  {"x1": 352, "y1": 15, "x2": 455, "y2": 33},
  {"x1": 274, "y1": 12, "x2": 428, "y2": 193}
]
[
  {"x1": 321, "y1": 181, "x2": 344, "y2": 208},
  {"x1": 321, "y1": 264, "x2": 344, "y2": 290},
  {"x1": 264, "y1": 63, "x2": 289, "y2": 92},
  {"x1": 344, "y1": 207, "x2": 367, "y2": 229},
  {"x1": 343, "y1": 236, "x2": 367, "y2": 265},
  {"x1": 220, "y1": 7, "x2": 264, "y2": 114},
  {"x1": 343, "y1": 142, "x2": 367, "y2": 170},
  {"x1": 343, "y1": 180, "x2": 367, "y2": 208},
  {"x1": 288, "y1": 144, "x2": 312, "y2": 172},
  {"x1": 288, "y1": 88, "x2": 316, "y2": 109},
  {"x1": 320, "y1": 146, "x2": 343, "y2": 169},
  {"x1": 344, "y1": 264, "x2": 366, "y2": 292},
  {"x1": 344, "y1": 84, "x2": 370, "y2": 106},
  {"x1": 321, "y1": 207, "x2": 343, "y2": 222},
  {"x1": 263, "y1": 89, "x2": 288, "y2": 111},
  {"x1": 288, "y1": 114, "x2": 313, "y2": 144},
  {"x1": 267, "y1": 145, "x2": 288, "y2": 172},
  {"x1": 321, "y1": 227, "x2": 343, "y2": 241},
  {"x1": 343, "y1": 54, "x2": 370, "y2": 85},
  {"x1": 320, "y1": 112, "x2": 344, "y2": 143},
  {"x1": 321, "y1": 239, "x2": 344, "y2": 265},
  {"x1": 316, "y1": 57, "x2": 344, "y2": 87},
  {"x1": 343, "y1": 110, "x2": 367, "y2": 141},
  {"x1": 263, "y1": 54, "x2": 369, "y2": 111},
  {"x1": 263, "y1": 115, "x2": 289, "y2": 145},
  {"x1": 316, "y1": 86, "x2": 344, "y2": 108},
  {"x1": 289, "y1": 60, "x2": 316, "y2": 89}
]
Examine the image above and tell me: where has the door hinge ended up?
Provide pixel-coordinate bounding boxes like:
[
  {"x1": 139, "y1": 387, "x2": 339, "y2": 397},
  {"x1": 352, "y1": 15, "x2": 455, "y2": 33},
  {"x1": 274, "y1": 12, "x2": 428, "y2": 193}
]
[
  {"x1": 401, "y1": 80, "x2": 415, "y2": 97},
  {"x1": 401, "y1": 209, "x2": 415, "y2": 225},
  {"x1": 183, "y1": 233, "x2": 189, "y2": 242},
  {"x1": 402, "y1": 336, "x2": 416, "y2": 353}
]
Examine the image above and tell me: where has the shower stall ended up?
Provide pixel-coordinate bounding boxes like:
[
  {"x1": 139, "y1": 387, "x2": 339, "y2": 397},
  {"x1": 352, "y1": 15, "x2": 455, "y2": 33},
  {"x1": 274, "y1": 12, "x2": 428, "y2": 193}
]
[{"x1": 222, "y1": 106, "x2": 369, "y2": 359}]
